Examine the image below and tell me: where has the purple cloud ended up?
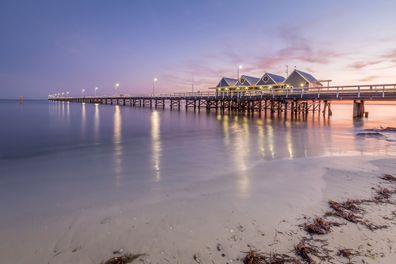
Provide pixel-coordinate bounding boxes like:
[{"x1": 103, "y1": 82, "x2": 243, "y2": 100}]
[
  {"x1": 358, "y1": 75, "x2": 380, "y2": 82},
  {"x1": 349, "y1": 60, "x2": 382, "y2": 69}
]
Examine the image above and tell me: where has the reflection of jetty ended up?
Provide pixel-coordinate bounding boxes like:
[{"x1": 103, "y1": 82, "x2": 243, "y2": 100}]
[{"x1": 50, "y1": 83, "x2": 396, "y2": 118}]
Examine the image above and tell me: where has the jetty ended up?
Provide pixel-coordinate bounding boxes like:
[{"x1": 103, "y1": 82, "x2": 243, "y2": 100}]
[{"x1": 49, "y1": 83, "x2": 396, "y2": 118}]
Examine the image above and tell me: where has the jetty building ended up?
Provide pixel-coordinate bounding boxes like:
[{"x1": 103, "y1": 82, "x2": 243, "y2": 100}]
[{"x1": 213, "y1": 69, "x2": 323, "y2": 92}]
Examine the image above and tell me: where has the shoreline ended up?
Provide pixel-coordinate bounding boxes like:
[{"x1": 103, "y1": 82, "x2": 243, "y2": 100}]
[{"x1": 0, "y1": 155, "x2": 395, "y2": 263}]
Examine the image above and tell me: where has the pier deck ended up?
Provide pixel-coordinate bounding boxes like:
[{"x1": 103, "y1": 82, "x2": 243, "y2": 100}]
[{"x1": 49, "y1": 83, "x2": 396, "y2": 118}]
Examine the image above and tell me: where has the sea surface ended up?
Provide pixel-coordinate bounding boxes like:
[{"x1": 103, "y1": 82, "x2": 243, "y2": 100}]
[{"x1": 1, "y1": 99, "x2": 396, "y2": 262}]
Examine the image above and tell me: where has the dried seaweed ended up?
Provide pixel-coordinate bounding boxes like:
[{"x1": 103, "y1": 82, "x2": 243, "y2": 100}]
[
  {"x1": 374, "y1": 187, "x2": 394, "y2": 201},
  {"x1": 101, "y1": 253, "x2": 145, "y2": 264},
  {"x1": 243, "y1": 250, "x2": 301, "y2": 264},
  {"x1": 329, "y1": 199, "x2": 363, "y2": 213},
  {"x1": 381, "y1": 174, "x2": 396, "y2": 182},
  {"x1": 294, "y1": 240, "x2": 316, "y2": 263},
  {"x1": 337, "y1": 248, "x2": 359, "y2": 259},
  {"x1": 303, "y1": 217, "x2": 341, "y2": 235},
  {"x1": 326, "y1": 200, "x2": 363, "y2": 223},
  {"x1": 295, "y1": 238, "x2": 334, "y2": 263},
  {"x1": 241, "y1": 174, "x2": 396, "y2": 264}
]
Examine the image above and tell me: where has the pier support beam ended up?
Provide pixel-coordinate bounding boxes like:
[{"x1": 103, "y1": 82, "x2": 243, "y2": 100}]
[
  {"x1": 322, "y1": 100, "x2": 333, "y2": 117},
  {"x1": 353, "y1": 100, "x2": 365, "y2": 118}
]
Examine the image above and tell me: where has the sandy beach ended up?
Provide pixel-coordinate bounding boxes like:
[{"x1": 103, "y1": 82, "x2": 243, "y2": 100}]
[{"x1": 1, "y1": 155, "x2": 395, "y2": 263}]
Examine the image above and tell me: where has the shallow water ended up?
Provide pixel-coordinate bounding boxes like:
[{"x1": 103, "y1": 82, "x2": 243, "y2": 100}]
[
  {"x1": 1, "y1": 100, "x2": 396, "y2": 262},
  {"x1": 1, "y1": 101, "x2": 396, "y2": 220}
]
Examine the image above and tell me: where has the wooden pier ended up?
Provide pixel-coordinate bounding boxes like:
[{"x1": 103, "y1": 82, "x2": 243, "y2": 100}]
[{"x1": 49, "y1": 83, "x2": 396, "y2": 118}]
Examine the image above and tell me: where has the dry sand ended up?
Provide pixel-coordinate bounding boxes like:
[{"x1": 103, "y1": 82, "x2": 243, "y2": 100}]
[{"x1": 1, "y1": 156, "x2": 396, "y2": 263}]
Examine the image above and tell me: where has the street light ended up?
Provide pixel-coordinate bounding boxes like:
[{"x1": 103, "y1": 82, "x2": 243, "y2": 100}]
[
  {"x1": 82, "y1": 89, "x2": 86, "y2": 97},
  {"x1": 237, "y1": 65, "x2": 243, "y2": 79},
  {"x1": 95, "y1": 87, "x2": 99, "y2": 97},
  {"x1": 66, "y1": 91, "x2": 70, "y2": 97},
  {"x1": 153, "y1": 78, "x2": 158, "y2": 96},
  {"x1": 115, "y1": 83, "x2": 120, "y2": 96}
]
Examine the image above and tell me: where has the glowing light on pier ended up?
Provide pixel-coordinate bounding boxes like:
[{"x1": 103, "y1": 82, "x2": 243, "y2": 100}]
[
  {"x1": 237, "y1": 64, "x2": 243, "y2": 79},
  {"x1": 152, "y1": 78, "x2": 158, "y2": 96},
  {"x1": 115, "y1": 83, "x2": 120, "y2": 96}
]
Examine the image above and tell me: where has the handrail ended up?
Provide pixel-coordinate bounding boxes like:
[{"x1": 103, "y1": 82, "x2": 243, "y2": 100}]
[{"x1": 49, "y1": 83, "x2": 396, "y2": 100}]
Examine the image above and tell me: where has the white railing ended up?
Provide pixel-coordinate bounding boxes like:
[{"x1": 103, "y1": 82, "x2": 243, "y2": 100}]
[{"x1": 51, "y1": 83, "x2": 396, "y2": 100}]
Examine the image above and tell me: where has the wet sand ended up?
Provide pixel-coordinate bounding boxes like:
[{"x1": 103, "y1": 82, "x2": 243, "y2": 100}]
[{"x1": 1, "y1": 155, "x2": 395, "y2": 263}]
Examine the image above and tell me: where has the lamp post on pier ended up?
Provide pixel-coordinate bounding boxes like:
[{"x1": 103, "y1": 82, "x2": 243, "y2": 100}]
[
  {"x1": 191, "y1": 73, "x2": 194, "y2": 93},
  {"x1": 153, "y1": 78, "x2": 158, "y2": 96},
  {"x1": 237, "y1": 64, "x2": 243, "y2": 80},
  {"x1": 95, "y1": 87, "x2": 99, "y2": 97},
  {"x1": 115, "y1": 83, "x2": 120, "y2": 96},
  {"x1": 82, "y1": 89, "x2": 86, "y2": 97}
]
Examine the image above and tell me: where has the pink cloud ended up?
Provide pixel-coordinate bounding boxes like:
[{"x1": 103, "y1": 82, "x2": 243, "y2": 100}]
[
  {"x1": 347, "y1": 49, "x2": 396, "y2": 72},
  {"x1": 161, "y1": 26, "x2": 349, "y2": 91},
  {"x1": 349, "y1": 60, "x2": 382, "y2": 69},
  {"x1": 358, "y1": 75, "x2": 380, "y2": 82},
  {"x1": 384, "y1": 49, "x2": 396, "y2": 63},
  {"x1": 253, "y1": 27, "x2": 342, "y2": 70}
]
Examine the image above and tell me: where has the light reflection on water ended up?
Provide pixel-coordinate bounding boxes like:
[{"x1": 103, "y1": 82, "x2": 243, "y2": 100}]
[
  {"x1": 235, "y1": 116, "x2": 250, "y2": 197},
  {"x1": 94, "y1": 104, "x2": 100, "y2": 142},
  {"x1": 151, "y1": 111, "x2": 161, "y2": 182},
  {"x1": 66, "y1": 102, "x2": 70, "y2": 123},
  {"x1": 113, "y1": 105, "x2": 123, "y2": 187},
  {"x1": 1, "y1": 101, "x2": 396, "y2": 192},
  {"x1": 1, "y1": 100, "x2": 396, "y2": 225},
  {"x1": 81, "y1": 102, "x2": 86, "y2": 138}
]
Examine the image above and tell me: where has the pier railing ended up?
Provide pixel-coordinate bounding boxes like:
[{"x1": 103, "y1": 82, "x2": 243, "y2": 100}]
[
  {"x1": 50, "y1": 83, "x2": 396, "y2": 100},
  {"x1": 49, "y1": 83, "x2": 396, "y2": 118}
]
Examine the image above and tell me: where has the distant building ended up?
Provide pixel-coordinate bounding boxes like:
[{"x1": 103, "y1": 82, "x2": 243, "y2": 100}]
[
  {"x1": 284, "y1": 69, "x2": 322, "y2": 88},
  {"x1": 256, "y1": 72, "x2": 286, "y2": 88},
  {"x1": 235, "y1": 75, "x2": 260, "y2": 87},
  {"x1": 216, "y1": 77, "x2": 238, "y2": 88},
  {"x1": 211, "y1": 69, "x2": 323, "y2": 92}
]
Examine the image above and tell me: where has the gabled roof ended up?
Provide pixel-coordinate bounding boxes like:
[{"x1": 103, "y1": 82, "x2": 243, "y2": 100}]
[
  {"x1": 236, "y1": 75, "x2": 260, "y2": 86},
  {"x1": 267, "y1": 73, "x2": 286, "y2": 83},
  {"x1": 294, "y1": 70, "x2": 321, "y2": 84},
  {"x1": 257, "y1": 72, "x2": 285, "y2": 85},
  {"x1": 216, "y1": 77, "x2": 238, "y2": 88}
]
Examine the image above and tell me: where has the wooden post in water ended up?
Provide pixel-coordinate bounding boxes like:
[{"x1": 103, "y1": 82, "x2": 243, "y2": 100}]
[
  {"x1": 322, "y1": 100, "x2": 328, "y2": 116},
  {"x1": 270, "y1": 100, "x2": 275, "y2": 113},
  {"x1": 19, "y1": 96, "x2": 23, "y2": 104},
  {"x1": 353, "y1": 100, "x2": 365, "y2": 118},
  {"x1": 328, "y1": 102, "x2": 332, "y2": 117}
]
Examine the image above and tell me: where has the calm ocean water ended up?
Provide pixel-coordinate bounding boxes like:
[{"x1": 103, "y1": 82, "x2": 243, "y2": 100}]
[{"x1": 0, "y1": 100, "x2": 396, "y2": 226}]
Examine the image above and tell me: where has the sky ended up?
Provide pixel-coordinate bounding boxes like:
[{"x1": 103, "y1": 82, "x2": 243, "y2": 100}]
[{"x1": 1, "y1": 0, "x2": 396, "y2": 99}]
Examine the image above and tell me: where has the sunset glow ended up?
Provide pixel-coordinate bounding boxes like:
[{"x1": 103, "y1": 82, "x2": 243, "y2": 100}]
[{"x1": 1, "y1": 1, "x2": 395, "y2": 98}]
